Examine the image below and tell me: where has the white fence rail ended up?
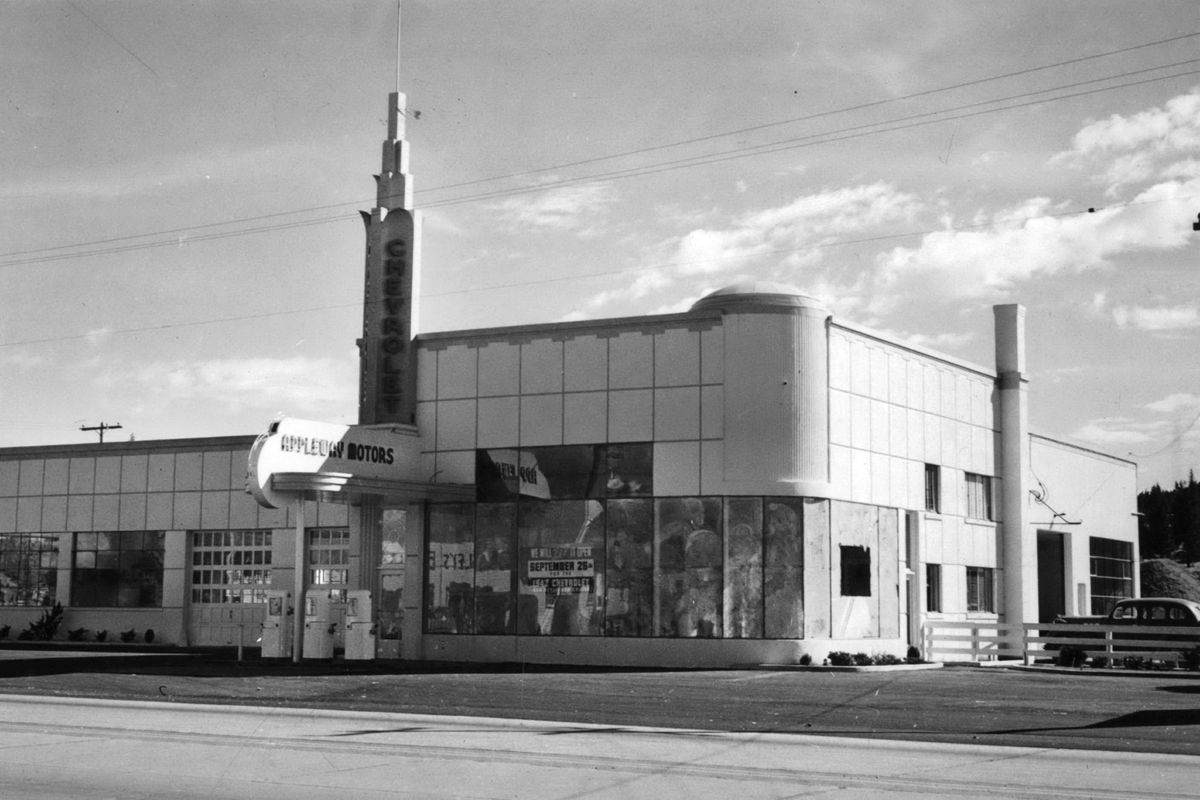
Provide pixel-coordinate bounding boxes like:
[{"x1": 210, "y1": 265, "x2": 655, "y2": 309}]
[{"x1": 922, "y1": 620, "x2": 1200, "y2": 666}]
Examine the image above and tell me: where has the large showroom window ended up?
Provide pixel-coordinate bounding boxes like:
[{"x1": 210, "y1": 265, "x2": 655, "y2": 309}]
[
  {"x1": 72, "y1": 531, "x2": 164, "y2": 608},
  {"x1": 424, "y1": 444, "x2": 845, "y2": 640},
  {"x1": 0, "y1": 533, "x2": 58, "y2": 607}
]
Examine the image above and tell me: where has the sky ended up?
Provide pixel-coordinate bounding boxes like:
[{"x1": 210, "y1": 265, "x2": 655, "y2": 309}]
[{"x1": 1, "y1": 1, "x2": 1198, "y2": 491}]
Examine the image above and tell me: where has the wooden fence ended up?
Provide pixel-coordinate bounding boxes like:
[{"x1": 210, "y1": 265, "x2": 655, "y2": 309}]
[{"x1": 922, "y1": 620, "x2": 1200, "y2": 667}]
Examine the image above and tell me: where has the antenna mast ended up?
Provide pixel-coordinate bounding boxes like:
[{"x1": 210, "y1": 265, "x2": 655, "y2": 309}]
[{"x1": 395, "y1": 0, "x2": 402, "y2": 96}]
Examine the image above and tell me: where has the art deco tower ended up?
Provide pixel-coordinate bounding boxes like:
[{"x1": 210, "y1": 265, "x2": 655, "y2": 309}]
[{"x1": 358, "y1": 91, "x2": 420, "y2": 425}]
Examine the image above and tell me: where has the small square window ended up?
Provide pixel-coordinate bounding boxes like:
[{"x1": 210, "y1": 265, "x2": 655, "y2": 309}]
[{"x1": 840, "y1": 545, "x2": 871, "y2": 597}]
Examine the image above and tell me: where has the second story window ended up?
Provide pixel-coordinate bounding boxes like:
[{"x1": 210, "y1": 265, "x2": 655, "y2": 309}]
[
  {"x1": 965, "y1": 473, "x2": 994, "y2": 521},
  {"x1": 924, "y1": 464, "x2": 940, "y2": 513}
]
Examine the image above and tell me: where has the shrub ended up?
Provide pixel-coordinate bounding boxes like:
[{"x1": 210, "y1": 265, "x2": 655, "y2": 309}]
[
  {"x1": 18, "y1": 602, "x2": 64, "y2": 641},
  {"x1": 119, "y1": 628, "x2": 138, "y2": 643},
  {"x1": 852, "y1": 652, "x2": 873, "y2": 666},
  {"x1": 906, "y1": 645, "x2": 921, "y2": 663},
  {"x1": 827, "y1": 651, "x2": 854, "y2": 666},
  {"x1": 67, "y1": 627, "x2": 89, "y2": 642},
  {"x1": 144, "y1": 629, "x2": 155, "y2": 643},
  {"x1": 874, "y1": 653, "x2": 903, "y2": 666},
  {"x1": 0, "y1": 624, "x2": 10, "y2": 640},
  {"x1": 798, "y1": 653, "x2": 812, "y2": 666},
  {"x1": 95, "y1": 630, "x2": 108, "y2": 642}
]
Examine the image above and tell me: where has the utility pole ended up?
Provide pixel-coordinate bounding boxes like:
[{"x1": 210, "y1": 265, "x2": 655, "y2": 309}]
[{"x1": 80, "y1": 422, "x2": 122, "y2": 443}]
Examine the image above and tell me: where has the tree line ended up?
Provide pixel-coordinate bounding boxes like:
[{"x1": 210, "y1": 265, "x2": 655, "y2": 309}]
[{"x1": 1139, "y1": 471, "x2": 1200, "y2": 563}]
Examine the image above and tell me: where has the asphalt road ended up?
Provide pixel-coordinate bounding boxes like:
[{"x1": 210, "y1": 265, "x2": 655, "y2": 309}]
[
  {"x1": 3, "y1": 695, "x2": 1200, "y2": 799},
  {"x1": 0, "y1": 654, "x2": 1199, "y2": 755}
]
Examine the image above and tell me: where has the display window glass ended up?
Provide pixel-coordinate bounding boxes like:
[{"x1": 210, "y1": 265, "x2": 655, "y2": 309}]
[
  {"x1": 724, "y1": 498, "x2": 763, "y2": 638},
  {"x1": 425, "y1": 503, "x2": 475, "y2": 634},
  {"x1": 655, "y1": 497, "x2": 723, "y2": 637},
  {"x1": 764, "y1": 498, "x2": 805, "y2": 638},
  {"x1": 72, "y1": 530, "x2": 164, "y2": 608},
  {"x1": 518, "y1": 499, "x2": 605, "y2": 635},
  {"x1": 603, "y1": 498, "x2": 653, "y2": 636},
  {"x1": 473, "y1": 502, "x2": 517, "y2": 634},
  {"x1": 476, "y1": 444, "x2": 653, "y2": 502}
]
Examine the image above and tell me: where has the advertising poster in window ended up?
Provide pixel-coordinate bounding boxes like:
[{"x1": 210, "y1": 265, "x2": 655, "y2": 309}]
[{"x1": 518, "y1": 499, "x2": 604, "y2": 635}]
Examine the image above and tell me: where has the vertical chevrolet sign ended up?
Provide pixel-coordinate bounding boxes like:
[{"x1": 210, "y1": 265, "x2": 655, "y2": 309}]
[{"x1": 359, "y1": 91, "x2": 419, "y2": 426}]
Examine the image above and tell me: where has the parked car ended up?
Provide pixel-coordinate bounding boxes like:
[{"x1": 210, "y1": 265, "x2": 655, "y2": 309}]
[
  {"x1": 1105, "y1": 597, "x2": 1200, "y2": 625},
  {"x1": 1050, "y1": 597, "x2": 1200, "y2": 669}
]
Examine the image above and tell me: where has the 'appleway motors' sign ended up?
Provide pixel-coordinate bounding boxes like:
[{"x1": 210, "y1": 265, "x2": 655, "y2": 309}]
[{"x1": 246, "y1": 417, "x2": 421, "y2": 508}]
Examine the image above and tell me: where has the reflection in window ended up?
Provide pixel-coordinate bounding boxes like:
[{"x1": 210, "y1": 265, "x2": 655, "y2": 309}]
[
  {"x1": 765, "y1": 499, "x2": 805, "y2": 637},
  {"x1": 426, "y1": 504, "x2": 475, "y2": 634},
  {"x1": 308, "y1": 527, "x2": 349, "y2": 600},
  {"x1": 519, "y1": 499, "x2": 605, "y2": 635},
  {"x1": 724, "y1": 499, "x2": 763, "y2": 638},
  {"x1": 191, "y1": 529, "x2": 273, "y2": 604},
  {"x1": 73, "y1": 531, "x2": 164, "y2": 608},
  {"x1": 476, "y1": 444, "x2": 653, "y2": 502},
  {"x1": 377, "y1": 507, "x2": 407, "y2": 641},
  {"x1": 604, "y1": 499, "x2": 653, "y2": 636},
  {"x1": 474, "y1": 503, "x2": 516, "y2": 634},
  {"x1": 656, "y1": 498, "x2": 723, "y2": 637},
  {"x1": 0, "y1": 534, "x2": 58, "y2": 607}
]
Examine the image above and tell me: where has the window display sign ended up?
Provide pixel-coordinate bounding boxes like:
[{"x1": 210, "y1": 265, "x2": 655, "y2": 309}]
[
  {"x1": 246, "y1": 417, "x2": 421, "y2": 508},
  {"x1": 524, "y1": 546, "x2": 595, "y2": 590}
]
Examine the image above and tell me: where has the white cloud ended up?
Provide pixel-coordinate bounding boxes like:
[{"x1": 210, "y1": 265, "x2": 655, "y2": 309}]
[
  {"x1": 1146, "y1": 393, "x2": 1200, "y2": 414},
  {"x1": 1070, "y1": 418, "x2": 1164, "y2": 448},
  {"x1": 490, "y1": 182, "x2": 616, "y2": 231},
  {"x1": 0, "y1": 350, "x2": 47, "y2": 370},
  {"x1": 1053, "y1": 87, "x2": 1200, "y2": 192},
  {"x1": 101, "y1": 356, "x2": 356, "y2": 413},
  {"x1": 869, "y1": 167, "x2": 1200, "y2": 315},
  {"x1": 1113, "y1": 303, "x2": 1200, "y2": 332}
]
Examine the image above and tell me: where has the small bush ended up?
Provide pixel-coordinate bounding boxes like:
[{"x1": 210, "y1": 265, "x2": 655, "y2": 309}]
[
  {"x1": 0, "y1": 624, "x2": 10, "y2": 640},
  {"x1": 852, "y1": 652, "x2": 873, "y2": 666},
  {"x1": 119, "y1": 628, "x2": 138, "y2": 643},
  {"x1": 906, "y1": 645, "x2": 921, "y2": 663},
  {"x1": 1057, "y1": 647, "x2": 1086, "y2": 667},
  {"x1": 874, "y1": 653, "x2": 903, "y2": 666},
  {"x1": 67, "y1": 627, "x2": 89, "y2": 642},
  {"x1": 798, "y1": 653, "x2": 812, "y2": 666},
  {"x1": 827, "y1": 651, "x2": 854, "y2": 666},
  {"x1": 144, "y1": 629, "x2": 155, "y2": 643},
  {"x1": 95, "y1": 630, "x2": 108, "y2": 642},
  {"x1": 18, "y1": 602, "x2": 64, "y2": 641}
]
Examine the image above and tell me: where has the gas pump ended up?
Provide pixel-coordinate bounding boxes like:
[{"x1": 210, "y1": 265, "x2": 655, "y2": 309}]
[
  {"x1": 344, "y1": 589, "x2": 377, "y2": 661},
  {"x1": 303, "y1": 589, "x2": 336, "y2": 660},
  {"x1": 260, "y1": 590, "x2": 293, "y2": 659}
]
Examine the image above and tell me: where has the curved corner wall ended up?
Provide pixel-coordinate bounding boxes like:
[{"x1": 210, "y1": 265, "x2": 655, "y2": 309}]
[{"x1": 691, "y1": 285, "x2": 831, "y2": 498}]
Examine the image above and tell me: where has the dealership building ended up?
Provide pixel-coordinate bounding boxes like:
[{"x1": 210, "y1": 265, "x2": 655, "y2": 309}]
[{"x1": 0, "y1": 93, "x2": 1139, "y2": 666}]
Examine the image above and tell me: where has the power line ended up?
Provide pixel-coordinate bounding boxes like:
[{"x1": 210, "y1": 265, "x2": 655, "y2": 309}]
[
  {"x1": 2, "y1": 41, "x2": 1198, "y2": 268},
  {"x1": 3, "y1": 192, "x2": 1192, "y2": 350},
  {"x1": 420, "y1": 64, "x2": 1200, "y2": 212},
  {"x1": 418, "y1": 30, "x2": 1200, "y2": 197}
]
